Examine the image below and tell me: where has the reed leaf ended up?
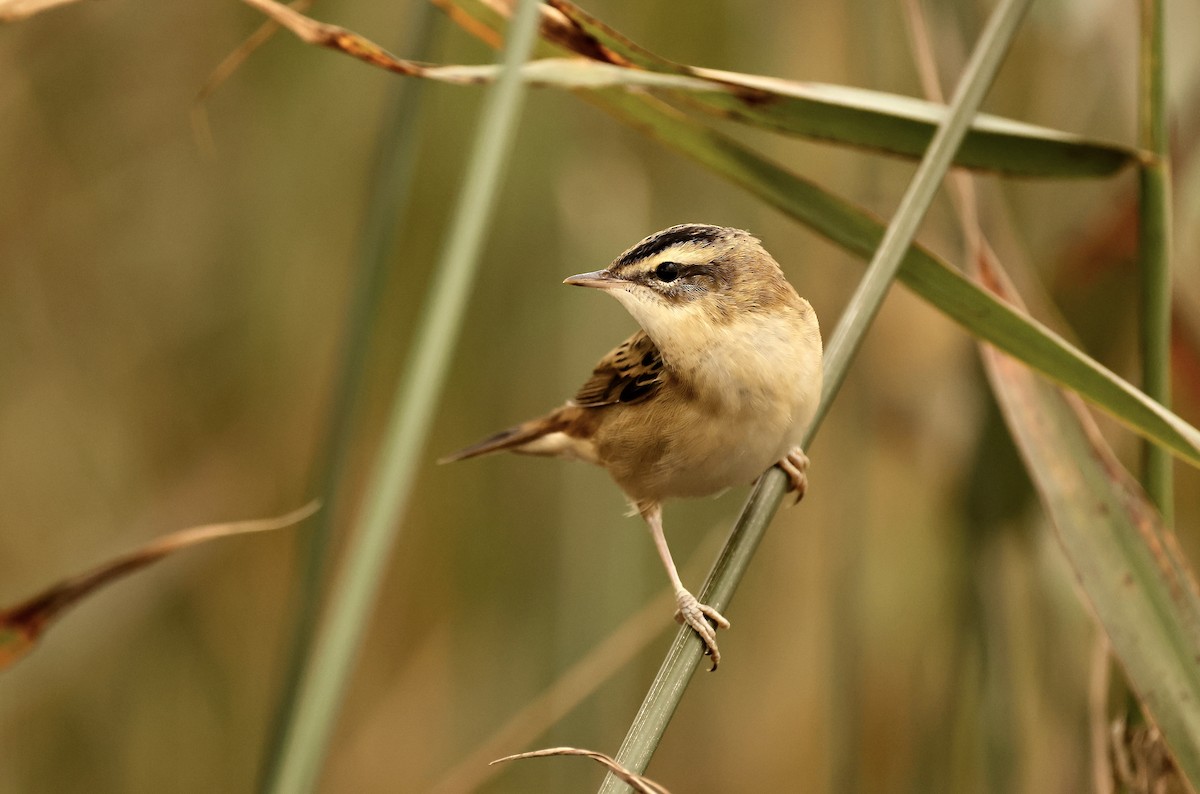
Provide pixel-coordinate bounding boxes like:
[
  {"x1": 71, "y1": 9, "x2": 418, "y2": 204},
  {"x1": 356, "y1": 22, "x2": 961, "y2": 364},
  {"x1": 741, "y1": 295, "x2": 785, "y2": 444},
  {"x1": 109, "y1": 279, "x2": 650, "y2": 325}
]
[
  {"x1": 541, "y1": 0, "x2": 1135, "y2": 178},
  {"x1": 1138, "y1": 0, "x2": 1174, "y2": 519},
  {"x1": 981, "y1": 317, "x2": 1200, "y2": 787}
]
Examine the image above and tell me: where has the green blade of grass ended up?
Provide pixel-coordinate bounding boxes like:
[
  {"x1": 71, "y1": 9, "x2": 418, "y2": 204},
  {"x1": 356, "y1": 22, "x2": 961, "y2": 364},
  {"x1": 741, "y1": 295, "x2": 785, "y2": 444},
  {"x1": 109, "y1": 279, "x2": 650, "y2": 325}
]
[
  {"x1": 594, "y1": 0, "x2": 1035, "y2": 785},
  {"x1": 541, "y1": 0, "x2": 1135, "y2": 178},
  {"x1": 394, "y1": 56, "x2": 1134, "y2": 178},
  {"x1": 1138, "y1": 0, "x2": 1174, "y2": 520},
  {"x1": 981, "y1": 323, "x2": 1200, "y2": 787},
  {"x1": 262, "y1": 1, "x2": 544, "y2": 791}
]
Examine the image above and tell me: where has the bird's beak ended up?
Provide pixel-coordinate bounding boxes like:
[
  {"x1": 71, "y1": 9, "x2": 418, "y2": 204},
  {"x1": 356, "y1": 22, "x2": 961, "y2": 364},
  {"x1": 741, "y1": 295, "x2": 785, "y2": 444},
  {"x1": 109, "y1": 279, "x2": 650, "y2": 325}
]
[{"x1": 563, "y1": 269, "x2": 627, "y2": 289}]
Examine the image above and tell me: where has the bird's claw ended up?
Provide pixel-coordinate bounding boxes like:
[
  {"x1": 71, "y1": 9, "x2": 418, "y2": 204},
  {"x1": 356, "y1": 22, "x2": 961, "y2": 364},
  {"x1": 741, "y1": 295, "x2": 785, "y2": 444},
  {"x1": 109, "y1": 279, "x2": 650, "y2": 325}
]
[
  {"x1": 673, "y1": 589, "x2": 730, "y2": 670},
  {"x1": 777, "y1": 446, "x2": 810, "y2": 504}
]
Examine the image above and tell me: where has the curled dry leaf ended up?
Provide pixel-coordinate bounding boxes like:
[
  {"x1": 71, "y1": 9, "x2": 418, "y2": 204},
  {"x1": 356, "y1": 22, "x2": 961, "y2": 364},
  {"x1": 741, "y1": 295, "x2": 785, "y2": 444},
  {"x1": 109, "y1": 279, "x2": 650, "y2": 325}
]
[
  {"x1": 239, "y1": 0, "x2": 431, "y2": 76},
  {"x1": 237, "y1": 0, "x2": 660, "y2": 88},
  {"x1": 1111, "y1": 717, "x2": 1188, "y2": 794},
  {"x1": 0, "y1": 500, "x2": 319, "y2": 671},
  {"x1": 491, "y1": 746, "x2": 671, "y2": 794}
]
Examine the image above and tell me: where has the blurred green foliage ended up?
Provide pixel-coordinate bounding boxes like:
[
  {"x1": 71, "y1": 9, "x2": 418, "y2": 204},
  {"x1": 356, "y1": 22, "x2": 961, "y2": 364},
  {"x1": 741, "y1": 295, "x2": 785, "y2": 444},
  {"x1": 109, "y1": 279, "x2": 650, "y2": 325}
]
[{"x1": 1, "y1": 0, "x2": 1198, "y2": 792}]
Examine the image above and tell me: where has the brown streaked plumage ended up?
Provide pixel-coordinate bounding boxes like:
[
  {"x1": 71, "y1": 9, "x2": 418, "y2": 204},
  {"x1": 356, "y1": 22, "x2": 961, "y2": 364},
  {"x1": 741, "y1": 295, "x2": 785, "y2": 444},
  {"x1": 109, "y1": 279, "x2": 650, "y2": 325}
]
[{"x1": 442, "y1": 224, "x2": 823, "y2": 668}]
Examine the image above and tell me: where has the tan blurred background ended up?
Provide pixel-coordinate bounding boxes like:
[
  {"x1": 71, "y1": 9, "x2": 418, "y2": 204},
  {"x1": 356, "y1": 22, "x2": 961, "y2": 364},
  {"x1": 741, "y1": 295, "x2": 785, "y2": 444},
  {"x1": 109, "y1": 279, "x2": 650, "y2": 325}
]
[{"x1": 2, "y1": 0, "x2": 1200, "y2": 791}]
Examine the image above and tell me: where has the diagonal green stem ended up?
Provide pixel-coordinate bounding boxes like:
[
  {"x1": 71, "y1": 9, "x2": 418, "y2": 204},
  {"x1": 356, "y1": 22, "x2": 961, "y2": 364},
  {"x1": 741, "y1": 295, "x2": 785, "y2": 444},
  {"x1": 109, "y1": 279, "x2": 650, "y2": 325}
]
[
  {"x1": 598, "y1": 0, "x2": 1035, "y2": 788},
  {"x1": 263, "y1": 2, "x2": 544, "y2": 791},
  {"x1": 259, "y1": 7, "x2": 439, "y2": 789},
  {"x1": 1138, "y1": 0, "x2": 1173, "y2": 523}
]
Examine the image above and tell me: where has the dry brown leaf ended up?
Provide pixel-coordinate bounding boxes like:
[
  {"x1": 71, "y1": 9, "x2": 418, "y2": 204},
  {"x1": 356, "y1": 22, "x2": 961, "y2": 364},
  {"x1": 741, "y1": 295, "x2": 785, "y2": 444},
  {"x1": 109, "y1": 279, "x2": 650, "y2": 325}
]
[
  {"x1": 233, "y1": 0, "x2": 728, "y2": 96},
  {"x1": 0, "y1": 500, "x2": 318, "y2": 671},
  {"x1": 1112, "y1": 717, "x2": 1189, "y2": 794},
  {"x1": 239, "y1": 0, "x2": 432, "y2": 76},
  {"x1": 490, "y1": 747, "x2": 671, "y2": 794},
  {"x1": 239, "y1": 0, "x2": 628, "y2": 88}
]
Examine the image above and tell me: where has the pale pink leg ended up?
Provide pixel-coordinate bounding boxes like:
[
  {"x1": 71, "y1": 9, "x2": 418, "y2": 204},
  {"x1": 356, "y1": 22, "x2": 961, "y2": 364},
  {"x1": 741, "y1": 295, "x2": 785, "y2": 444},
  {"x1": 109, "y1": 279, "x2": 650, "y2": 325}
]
[{"x1": 641, "y1": 502, "x2": 730, "y2": 670}]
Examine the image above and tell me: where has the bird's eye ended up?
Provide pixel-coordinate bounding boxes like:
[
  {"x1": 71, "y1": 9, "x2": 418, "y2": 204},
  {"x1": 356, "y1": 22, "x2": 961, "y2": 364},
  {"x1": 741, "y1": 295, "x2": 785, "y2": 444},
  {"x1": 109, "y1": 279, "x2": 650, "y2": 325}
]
[{"x1": 654, "y1": 261, "x2": 680, "y2": 282}]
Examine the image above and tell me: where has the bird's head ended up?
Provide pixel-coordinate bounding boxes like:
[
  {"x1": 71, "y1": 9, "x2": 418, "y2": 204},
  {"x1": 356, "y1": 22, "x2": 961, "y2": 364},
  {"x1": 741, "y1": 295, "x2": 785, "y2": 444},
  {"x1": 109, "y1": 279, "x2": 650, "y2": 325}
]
[{"x1": 564, "y1": 224, "x2": 796, "y2": 339}]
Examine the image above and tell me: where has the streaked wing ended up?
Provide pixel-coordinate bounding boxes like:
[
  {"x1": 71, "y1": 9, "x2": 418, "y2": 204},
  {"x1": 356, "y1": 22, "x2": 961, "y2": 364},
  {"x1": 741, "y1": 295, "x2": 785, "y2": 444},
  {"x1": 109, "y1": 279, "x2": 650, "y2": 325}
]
[{"x1": 571, "y1": 330, "x2": 665, "y2": 408}]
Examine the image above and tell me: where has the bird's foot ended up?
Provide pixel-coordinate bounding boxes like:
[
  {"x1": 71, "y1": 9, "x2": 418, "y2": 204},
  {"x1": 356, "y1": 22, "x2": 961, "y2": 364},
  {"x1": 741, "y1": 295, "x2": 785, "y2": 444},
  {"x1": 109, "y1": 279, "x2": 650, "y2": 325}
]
[
  {"x1": 673, "y1": 589, "x2": 730, "y2": 671},
  {"x1": 777, "y1": 446, "x2": 809, "y2": 504}
]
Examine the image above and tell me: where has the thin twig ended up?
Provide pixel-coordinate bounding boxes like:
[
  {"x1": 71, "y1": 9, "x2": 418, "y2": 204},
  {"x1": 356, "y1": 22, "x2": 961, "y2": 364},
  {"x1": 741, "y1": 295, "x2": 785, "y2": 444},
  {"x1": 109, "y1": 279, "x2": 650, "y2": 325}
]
[
  {"x1": 492, "y1": 747, "x2": 671, "y2": 794},
  {"x1": 191, "y1": 0, "x2": 315, "y2": 158},
  {"x1": 1090, "y1": 634, "x2": 1115, "y2": 794}
]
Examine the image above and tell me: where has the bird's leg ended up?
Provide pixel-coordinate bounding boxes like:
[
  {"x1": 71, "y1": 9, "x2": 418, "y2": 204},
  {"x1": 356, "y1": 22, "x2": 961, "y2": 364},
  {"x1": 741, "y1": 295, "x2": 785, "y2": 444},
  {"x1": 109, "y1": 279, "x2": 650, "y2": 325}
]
[
  {"x1": 640, "y1": 502, "x2": 730, "y2": 670},
  {"x1": 776, "y1": 446, "x2": 810, "y2": 504}
]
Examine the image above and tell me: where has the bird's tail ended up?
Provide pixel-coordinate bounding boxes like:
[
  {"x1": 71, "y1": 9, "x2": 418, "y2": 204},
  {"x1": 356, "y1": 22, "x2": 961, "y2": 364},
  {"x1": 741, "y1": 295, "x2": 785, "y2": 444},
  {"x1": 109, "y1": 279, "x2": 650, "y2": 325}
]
[{"x1": 438, "y1": 412, "x2": 568, "y2": 464}]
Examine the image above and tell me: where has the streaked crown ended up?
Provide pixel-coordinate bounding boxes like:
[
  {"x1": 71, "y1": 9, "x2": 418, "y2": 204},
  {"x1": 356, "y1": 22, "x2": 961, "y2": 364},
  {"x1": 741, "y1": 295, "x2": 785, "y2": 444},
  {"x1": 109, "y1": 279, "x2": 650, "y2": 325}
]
[{"x1": 607, "y1": 224, "x2": 794, "y2": 316}]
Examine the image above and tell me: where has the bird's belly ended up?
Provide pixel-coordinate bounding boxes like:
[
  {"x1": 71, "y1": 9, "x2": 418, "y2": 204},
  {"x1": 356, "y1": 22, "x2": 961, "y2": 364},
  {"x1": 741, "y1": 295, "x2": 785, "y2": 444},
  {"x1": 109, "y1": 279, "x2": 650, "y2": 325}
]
[
  {"x1": 662, "y1": 415, "x2": 789, "y2": 496},
  {"x1": 597, "y1": 401, "x2": 796, "y2": 503}
]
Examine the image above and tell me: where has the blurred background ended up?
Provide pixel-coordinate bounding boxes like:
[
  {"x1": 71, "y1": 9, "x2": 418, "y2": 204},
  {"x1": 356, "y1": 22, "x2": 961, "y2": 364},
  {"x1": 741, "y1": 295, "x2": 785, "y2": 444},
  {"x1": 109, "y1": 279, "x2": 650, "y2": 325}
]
[{"x1": 2, "y1": 0, "x2": 1200, "y2": 791}]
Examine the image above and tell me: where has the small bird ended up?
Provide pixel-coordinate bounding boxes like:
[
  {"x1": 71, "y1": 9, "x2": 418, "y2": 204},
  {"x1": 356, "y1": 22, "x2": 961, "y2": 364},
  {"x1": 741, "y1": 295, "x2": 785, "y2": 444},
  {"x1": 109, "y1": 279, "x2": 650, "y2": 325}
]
[{"x1": 442, "y1": 224, "x2": 823, "y2": 668}]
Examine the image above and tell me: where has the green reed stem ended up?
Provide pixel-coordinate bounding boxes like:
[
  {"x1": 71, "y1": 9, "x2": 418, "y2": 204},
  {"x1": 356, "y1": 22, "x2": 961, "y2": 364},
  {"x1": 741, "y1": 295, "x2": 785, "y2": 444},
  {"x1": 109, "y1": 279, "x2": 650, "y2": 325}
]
[
  {"x1": 598, "y1": 0, "x2": 1035, "y2": 788},
  {"x1": 1138, "y1": 0, "x2": 1174, "y2": 523}
]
